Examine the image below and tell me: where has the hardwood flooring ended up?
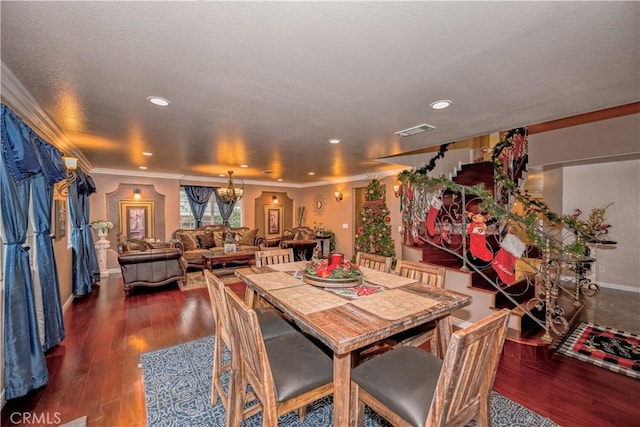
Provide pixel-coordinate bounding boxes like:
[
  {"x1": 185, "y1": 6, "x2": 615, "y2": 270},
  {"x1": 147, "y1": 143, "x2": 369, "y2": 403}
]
[{"x1": 2, "y1": 275, "x2": 638, "y2": 426}]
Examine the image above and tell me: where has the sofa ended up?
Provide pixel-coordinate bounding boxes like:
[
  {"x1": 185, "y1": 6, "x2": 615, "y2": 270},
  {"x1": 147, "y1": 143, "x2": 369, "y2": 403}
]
[
  {"x1": 171, "y1": 225, "x2": 263, "y2": 269},
  {"x1": 281, "y1": 226, "x2": 319, "y2": 261},
  {"x1": 118, "y1": 247, "x2": 187, "y2": 296}
]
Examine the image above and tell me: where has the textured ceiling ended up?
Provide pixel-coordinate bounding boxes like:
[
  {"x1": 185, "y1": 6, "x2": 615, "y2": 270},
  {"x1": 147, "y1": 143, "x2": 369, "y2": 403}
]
[{"x1": 1, "y1": 2, "x2": 638, "y2": 184}]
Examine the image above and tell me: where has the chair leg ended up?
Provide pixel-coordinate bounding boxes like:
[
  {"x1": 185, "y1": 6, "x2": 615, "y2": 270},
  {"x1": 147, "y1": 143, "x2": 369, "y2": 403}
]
[
  {"x1": 350, "y1": 382, "x2": 365, "y2": 427},
  {"x1": 476, "y1": 392, "x2": 492, "y2": 427},
  {"x1": 297, "y1": 406, "x2": 307, "y2": 422}
]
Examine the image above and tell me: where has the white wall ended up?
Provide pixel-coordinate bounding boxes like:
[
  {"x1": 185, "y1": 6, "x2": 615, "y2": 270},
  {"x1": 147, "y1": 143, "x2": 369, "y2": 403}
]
[{"x1": 562, "y1": 158, "x2": 640, "y2": 292}]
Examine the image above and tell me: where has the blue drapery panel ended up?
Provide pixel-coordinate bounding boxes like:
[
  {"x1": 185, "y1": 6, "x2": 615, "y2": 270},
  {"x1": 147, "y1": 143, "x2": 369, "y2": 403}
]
[
  {"x1": 212, "y1": 189, "x2": 236, "y2": 226},
  {"x1": 184, "y1": 185, "x2": 215, "y2": 228},
  {"x1": 1, "y1": 105, "x2": 49, "y2": 399},
  {"x1": 30, "y1": 131, "x2": 67, "y2": 350},
  {"x1": 68, "y1": 169, "x2": 92, "y2": 296},
  {"x1": 77, "y1": 171, "x2": 100, "y2": 283}
]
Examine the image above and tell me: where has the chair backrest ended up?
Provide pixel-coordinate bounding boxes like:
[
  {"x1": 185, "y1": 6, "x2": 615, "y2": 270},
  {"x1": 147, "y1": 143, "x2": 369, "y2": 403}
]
[
  {"x1": 395, "y1": 260, "x2": 445, "y2": 287},
  {"x1": 255, "y1": 248, "x2": 295, "y2": 267},
  {"x1": 355, "y1": 252, "x2": 393, "y2": 273},
  {"x1": 426, "y1": 309, "x2": 510, "y2": 426},
  {"x1": 224, "y1": 286, "x2": 277, "y2": 403},
  {"x1": 204, "y1": 270, "x2": 232, "y2": 347}
]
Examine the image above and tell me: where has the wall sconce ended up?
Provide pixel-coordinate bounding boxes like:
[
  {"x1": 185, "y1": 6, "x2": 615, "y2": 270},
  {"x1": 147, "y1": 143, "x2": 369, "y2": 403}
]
[
  {"x1": 334, "y1": 191, "x2": 343, "y2": 202},
  {"x1": 63, "y1": 156, "x2": 78, "y2": 171},
  {"x1": 393, "y1": 185, "x2": 401, "y2": 198},
  {"x1": 57, "y1": 156, "x2": 79, "y2": 198},
  {"x1": 133, "y1": 188, "x2": 142, "y2": 200},
  {"x1": 272, "y1": 195, "x2": 279, "y2": 204}
]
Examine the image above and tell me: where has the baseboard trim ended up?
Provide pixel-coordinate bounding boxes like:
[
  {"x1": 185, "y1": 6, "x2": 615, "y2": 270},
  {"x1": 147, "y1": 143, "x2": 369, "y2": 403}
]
[
  {"x1": 598, "y1": 282, "x2": 640, "y2": 293},
  {"x1": 108, "y1": 268, "x2": 122, "y2": 275},
  {"x1": 62, "y1": 294, "x2": 74, "y2": 313}
]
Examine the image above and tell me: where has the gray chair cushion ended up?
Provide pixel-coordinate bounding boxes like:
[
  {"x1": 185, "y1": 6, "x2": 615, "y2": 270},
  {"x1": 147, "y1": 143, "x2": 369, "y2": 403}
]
[
  {"x1": 352, "y1": 346, "x2": 443, "y2": 427},
  {"x1": 256, "y1": 308, "x2": 298, "y2": 341},
  {"x1": 265, "y1": 333, "x2": 333, "y2": 402}
]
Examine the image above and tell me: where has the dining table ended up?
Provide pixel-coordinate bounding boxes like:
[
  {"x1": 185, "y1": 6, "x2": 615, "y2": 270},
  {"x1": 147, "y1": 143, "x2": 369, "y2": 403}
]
[{"x1": 233, "y1": 261, "x2": 473, "y2": 426}]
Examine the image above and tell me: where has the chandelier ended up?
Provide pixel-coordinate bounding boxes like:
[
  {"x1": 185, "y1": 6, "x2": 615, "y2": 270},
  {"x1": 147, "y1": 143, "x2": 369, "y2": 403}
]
[{"x1": 218, "y1": 170, "x2": 244, "y2": 203}]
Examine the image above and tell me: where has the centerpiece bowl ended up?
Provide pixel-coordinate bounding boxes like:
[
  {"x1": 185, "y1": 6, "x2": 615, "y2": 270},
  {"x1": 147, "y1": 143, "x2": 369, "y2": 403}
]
[{"x1": 302, "y1": 257, "x2": 363, "y2": 288}]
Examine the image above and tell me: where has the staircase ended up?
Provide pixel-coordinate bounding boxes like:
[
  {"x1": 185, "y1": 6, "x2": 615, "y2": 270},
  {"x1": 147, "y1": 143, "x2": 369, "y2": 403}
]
[{"x1": 414, "y1": 159, "x2": 583, "y2": 359}]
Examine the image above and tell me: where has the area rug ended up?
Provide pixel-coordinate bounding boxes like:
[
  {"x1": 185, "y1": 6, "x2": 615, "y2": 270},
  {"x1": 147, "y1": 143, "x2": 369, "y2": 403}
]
[
  {"x1": 557, "y1": 322, "x2": 640, "y2": 379},
  {"x1": 180, "y1": 271, "x2": 242, "y2": 291},
  {"x1": 140, "y1": 336, "x2": 557, "y2": 426}
]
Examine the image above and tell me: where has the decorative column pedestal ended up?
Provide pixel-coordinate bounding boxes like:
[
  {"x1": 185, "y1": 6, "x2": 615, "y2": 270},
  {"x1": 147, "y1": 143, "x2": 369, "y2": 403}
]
[{"x1": 95, "y1": 231, "x2": 111, "y2": 278}]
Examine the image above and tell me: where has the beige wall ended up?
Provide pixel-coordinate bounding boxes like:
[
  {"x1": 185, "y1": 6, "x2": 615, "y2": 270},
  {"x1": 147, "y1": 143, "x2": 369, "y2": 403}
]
[{"x1": 562, "y1": 158, "x2": 639, "y2": 292}]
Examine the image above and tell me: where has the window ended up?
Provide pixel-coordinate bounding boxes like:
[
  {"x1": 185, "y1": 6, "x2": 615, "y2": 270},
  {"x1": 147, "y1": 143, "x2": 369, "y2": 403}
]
[{"x1": 179, "y1": 188, "x2": 242, "y2": 228}]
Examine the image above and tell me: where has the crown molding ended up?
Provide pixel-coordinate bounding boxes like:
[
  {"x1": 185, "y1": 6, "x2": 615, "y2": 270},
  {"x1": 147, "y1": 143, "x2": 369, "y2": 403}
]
[{"x1": 1, "y1": 61, "x2": 92, "y2": 171}]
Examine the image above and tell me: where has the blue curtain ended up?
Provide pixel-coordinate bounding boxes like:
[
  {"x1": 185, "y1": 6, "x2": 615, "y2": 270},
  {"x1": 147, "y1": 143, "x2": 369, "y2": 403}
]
[
  {"x1": 68, "y1": 169, "x2": 92, "y2": 296},
  {"x1": 1, "y1": 105, "x2": 49, "y2": 399},
  {"x1": 184, "y1": 185, "x2": 214, "y2": 227},
  {"x1": 30, "y1": 133, "x2": 67, "y2": 350},
  {"x1": 78, "y1": 171, "x2": 100, "y2": 283},
  {"x1": 212, "y1": 189, "x2": 237, "y2": 226}
]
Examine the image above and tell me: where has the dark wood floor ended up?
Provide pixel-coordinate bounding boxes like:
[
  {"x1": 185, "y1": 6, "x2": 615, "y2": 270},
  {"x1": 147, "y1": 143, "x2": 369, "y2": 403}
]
[{"x1": 2, "y1": 275, "x2": 639, "y2": 426}]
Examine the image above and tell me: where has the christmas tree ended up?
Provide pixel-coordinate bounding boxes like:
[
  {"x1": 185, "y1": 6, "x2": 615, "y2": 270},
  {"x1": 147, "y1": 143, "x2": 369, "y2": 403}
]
[{"x1": 354, "y1": 176, "x2": 396, "y2": 259}]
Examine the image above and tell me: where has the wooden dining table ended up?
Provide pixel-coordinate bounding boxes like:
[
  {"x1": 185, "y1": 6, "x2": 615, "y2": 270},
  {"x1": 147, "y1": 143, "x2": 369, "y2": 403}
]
[{"x1": 233, "y1": 262, "x2": 472, "y2": 426}]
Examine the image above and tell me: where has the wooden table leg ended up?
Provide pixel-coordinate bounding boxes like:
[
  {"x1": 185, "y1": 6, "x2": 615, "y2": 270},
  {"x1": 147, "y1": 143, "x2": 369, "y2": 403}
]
[{"x1": 333, "y1": 351, "x2": 352, "y2": 426}]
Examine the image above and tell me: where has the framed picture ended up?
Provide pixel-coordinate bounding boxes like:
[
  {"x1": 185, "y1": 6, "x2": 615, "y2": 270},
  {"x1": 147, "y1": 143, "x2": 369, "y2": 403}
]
[
  {"x1": 54, "y1": 199, "x2": 67, "y2": 239},
  {"x1": 119, "y1": 201, "x2": 154, "y2": 239},
  {"x1": 264, "y1": 205, "x2": 282, "y2": 238}
]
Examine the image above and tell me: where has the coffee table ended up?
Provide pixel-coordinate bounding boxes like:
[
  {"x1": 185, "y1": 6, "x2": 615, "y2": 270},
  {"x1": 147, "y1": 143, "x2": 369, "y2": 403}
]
[{"x1": 201, "y1": 250, "x2": 255, "y2": 275}]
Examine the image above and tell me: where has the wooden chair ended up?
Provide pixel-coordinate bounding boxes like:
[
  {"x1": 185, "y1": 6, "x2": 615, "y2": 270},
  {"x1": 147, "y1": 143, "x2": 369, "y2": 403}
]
[
  {"x1": 203, "y1": 270, "x2": 297, "y2": 416},
  {"x1": 224, "y1": 286, "x2": 334, "y2": 426},
  {"x1": 355, "y1": 252, "x2": 393, "y2": 273},
  {"x1": 351, "y1": 309, "x2": 510, "y2": 427},
  {"x1": 254, "y1": 248, "x2": 295, "y2": 267},
  {"x1": 395, "y1": 259, "x2": 445, "y2": 287},
  {"x1": 389, "y1": 260, "x2": 448, "y2": 355}
]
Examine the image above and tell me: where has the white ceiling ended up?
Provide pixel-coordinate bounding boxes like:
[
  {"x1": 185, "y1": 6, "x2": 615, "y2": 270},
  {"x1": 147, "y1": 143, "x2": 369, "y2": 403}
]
[{"x1": 1, "y1": 2, "x2": 638, "y2": 185}]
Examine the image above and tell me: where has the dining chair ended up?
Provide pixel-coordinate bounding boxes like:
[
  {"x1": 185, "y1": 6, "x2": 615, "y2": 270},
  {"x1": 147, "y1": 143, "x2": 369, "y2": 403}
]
[
  {"x1": 389, "y1": 260, "x2": 448, "y2": 355},
  {"x1": 355, "y1": 252, "x2": 393, "y2": 273},
  {"x1": 204, "y1": 270, "x2": 298, "y2": 416},
  {"x1": 255, "y1": 248, "x2": 295, "y2": 267},
  {"x1": 224, "y1": 285, "x2": 334, "y2": 426},
  {"x1": 351, "y1": 309, "x2": 510, "y2": 427}
]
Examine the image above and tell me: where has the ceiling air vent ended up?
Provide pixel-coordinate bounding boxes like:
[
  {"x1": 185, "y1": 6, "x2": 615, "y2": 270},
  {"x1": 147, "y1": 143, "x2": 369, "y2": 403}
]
[{"x1": 395, "y1": 123, "x2": 436, "y2": 137}]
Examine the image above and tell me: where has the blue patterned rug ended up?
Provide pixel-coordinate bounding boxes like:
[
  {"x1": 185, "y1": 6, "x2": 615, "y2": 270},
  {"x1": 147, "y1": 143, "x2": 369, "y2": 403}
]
[{"x1": 140, "y1": 336, "x2": 557, "y2": 426}]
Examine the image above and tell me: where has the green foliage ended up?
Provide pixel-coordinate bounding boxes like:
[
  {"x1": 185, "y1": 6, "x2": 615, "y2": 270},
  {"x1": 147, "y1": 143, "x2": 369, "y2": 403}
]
[{"x1": 354, "y1": 177, "x2": 396, "y2": 259}]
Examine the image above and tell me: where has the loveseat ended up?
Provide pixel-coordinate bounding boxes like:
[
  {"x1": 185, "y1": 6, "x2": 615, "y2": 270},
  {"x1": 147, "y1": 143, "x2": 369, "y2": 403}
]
[
  {"x1": 118, "y1": 248, "x2": 188, "y2": 296},
  {"x1": 171, "y1": 225, "x2": 263, "y2": 269}
]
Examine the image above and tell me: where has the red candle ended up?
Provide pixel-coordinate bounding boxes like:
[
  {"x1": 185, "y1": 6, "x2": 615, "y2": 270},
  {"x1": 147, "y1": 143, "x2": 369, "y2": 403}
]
[{"x1": 329, "y1": 253, "x2": 344, "y2": 266}]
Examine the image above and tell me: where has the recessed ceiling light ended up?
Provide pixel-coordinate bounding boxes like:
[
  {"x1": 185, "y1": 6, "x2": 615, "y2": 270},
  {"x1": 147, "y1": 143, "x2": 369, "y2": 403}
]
[
  {"x1": 429, "y1": 100, "x2": 452, "y2": 110},
  {"x1": 142, "y1": 152, "x2": 153, "y2": 156},
  {"x1": 147, "y1": 96, "x2": 171, "y2": 107},
  {"x1": 219, "y1": 174, "x2": 226, "y2": 177},
  {"x1": 240, "y1": 164, "x2": 248, "y2": 168},
  {"x1": 328, "y1": 138, "x2": 341, "y2": 144},
  {"x1": 277, "y1": 178, "x2": 283, "y2": 182},
  {"x1": 139, "y1": 166, "x2": 148, "y2": 170},
  {"x1": 308, "y1": 172, "x2": 315, "y2": 176}
]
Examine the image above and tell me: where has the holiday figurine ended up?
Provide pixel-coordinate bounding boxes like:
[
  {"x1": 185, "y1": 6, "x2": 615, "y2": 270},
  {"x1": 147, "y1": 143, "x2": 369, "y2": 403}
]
[
  {"x1": 466, "y1": 211, "x2": 493, "y2": 262},
  {"x1": 491, "y1": 233, "x2": 527, "y2": 284}
]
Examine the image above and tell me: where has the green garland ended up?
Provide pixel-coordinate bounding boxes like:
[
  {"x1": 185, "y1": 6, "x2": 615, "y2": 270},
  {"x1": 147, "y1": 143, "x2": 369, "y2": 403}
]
[{"x1": 396, "y1": 129, "x2": 612, "y2": 257}]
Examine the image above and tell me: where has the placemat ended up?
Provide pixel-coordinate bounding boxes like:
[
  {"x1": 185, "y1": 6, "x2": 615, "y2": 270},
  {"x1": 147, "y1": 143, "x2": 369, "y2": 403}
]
[
  {"x1": 270, "y1": 285, "x2": 349, "y2": 314},
  {"x1": 268, "y1": 261, "x2": 308, "y2": 272},
  {"x1": 245, "y1": 271, "x2": 304, "y2": 291},
  {"x1": 349, "y1": 289, "x2": 439, "y2": 320},
  {"x1": 360, "y1": 268, "x2": 416, "y2": 288}
]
